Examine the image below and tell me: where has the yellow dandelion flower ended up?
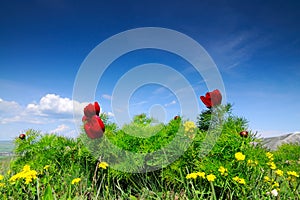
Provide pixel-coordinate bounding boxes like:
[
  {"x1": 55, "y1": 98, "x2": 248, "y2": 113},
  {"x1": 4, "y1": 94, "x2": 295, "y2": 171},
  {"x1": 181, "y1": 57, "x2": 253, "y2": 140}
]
[
  {"x1": 186, "y1": 173, "x2": 198, "y2": 179},
  {"x1": 287, "y1": 171, "x2": 299, "y2": 177},
  {"x1": 71, "y1": 178, "x2": 81, "y2": 185},
  {"x1": 235, "y1": 152, "x2": 245, "y2": 161},
  {"x1": 218, "y1": 166, "x2": 228, "y2": 176},
  {"x1": 0, "y1": 175, "x2": 4, "y2": 181},
  {"x1": 196, "y1": 172, "x2": 206, "y2": 178},
  {"x1": 264, "y1": 176, "x2": 270, "y2": 182},
  {"x1": 238, "y1": 178, "x2": 246, "y2": 185},
  {"x1": 0, "y1": 183, "x2": 5, "y2": 187},
  {"x1": 233, "y1": 176, "x2": 246, "y2": 184},
  {"x1": 98, "y1": 162, "x2": 109, "y2": 169},
  {"x1": 267, "y1": 162, "x2": 276, "y2": 170},
  {"x1": 275, "y1": 169, "x2": 283, "y2": 176},
  {"x1": 206, "y1": 174, "x2": 216, "y2": 182}
]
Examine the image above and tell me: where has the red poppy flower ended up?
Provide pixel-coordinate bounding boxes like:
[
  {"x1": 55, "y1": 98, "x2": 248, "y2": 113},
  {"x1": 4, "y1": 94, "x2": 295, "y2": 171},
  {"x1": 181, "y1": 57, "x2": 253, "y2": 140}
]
[
  {"x1": 84, "y1": 115, "x2": 105, "y2": 139},
  {"x1": 84, "y1": 102, "x2": 101, "y2": 117},
  {"x1": 200, "y1": 89, "x2": 222, "y2": 108}
]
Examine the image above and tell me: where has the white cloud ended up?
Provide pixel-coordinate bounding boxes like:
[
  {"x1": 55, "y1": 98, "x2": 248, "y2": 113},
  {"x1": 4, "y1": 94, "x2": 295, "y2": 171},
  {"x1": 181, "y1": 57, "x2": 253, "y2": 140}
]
[
  {"x1": 210, "y1": 30, "x2": 271, "y2": 71},
  {"x1": 102, "y1": 94, "x2": 112, "y2": 100},
  {"x1": 0, "y1": 94, "x2": 90, "y2": 139},
  {"x1": 153, "y1": 87, "x2": 168, "y2": 95},
  {"x1": 164, "y1": 100, "x2": 176, "y2": 107},
  {"x1": 49, "y1": 124, "x2": 78, "y2": 138},
  {"x1": 26, "y1": 94, "x2": 80, "y2": 115},
  {"x1": 0, "y1": 94, "x2": 88, "y2": 125},
  {"x1": 106, "y1": 112, "x2": 114, "y2": 117},
  {"x1": 131, "y1": 101, "x2": 148, "y2": 106},
  {"x1": 0, "y1": 99, "x2": 22, "y2": 115},
  {"x1": 50, "y1": 124, "x2": 70, "y2": 133}
]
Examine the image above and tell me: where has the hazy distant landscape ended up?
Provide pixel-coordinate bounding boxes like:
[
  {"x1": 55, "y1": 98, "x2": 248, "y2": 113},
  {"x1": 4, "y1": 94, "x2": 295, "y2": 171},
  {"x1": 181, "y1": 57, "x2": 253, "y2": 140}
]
[{"x1": 0, "y1": 140, "x2": 14, "y2": 159}]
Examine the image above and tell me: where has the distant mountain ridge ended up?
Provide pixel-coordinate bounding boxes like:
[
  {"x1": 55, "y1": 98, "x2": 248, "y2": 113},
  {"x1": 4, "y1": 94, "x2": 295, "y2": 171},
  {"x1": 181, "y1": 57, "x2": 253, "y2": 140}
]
[{"x1": 261, "y1": 132, "x2": 300, "y2": 151}]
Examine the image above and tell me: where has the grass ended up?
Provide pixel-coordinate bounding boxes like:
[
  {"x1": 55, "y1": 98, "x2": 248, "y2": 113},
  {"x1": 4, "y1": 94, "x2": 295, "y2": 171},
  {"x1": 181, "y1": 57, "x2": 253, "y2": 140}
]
[{"x1": 0, "y1": 105, "x2": 299, "y2": 199}]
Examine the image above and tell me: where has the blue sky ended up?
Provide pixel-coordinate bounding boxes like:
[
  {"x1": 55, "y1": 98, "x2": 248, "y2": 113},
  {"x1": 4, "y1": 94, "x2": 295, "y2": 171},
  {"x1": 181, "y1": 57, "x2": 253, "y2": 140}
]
[{"x1": 1, "y1": 0, "x2": 300, "y2": 140}]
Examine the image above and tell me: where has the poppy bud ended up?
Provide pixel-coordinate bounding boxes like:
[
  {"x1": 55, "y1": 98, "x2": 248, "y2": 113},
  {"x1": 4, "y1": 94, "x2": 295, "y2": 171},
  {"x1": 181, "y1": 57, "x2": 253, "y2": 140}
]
[
  {"x1": 19, "y1": 133, "x2": 26, "y2": 140},
  {"x1": 239, "y1": 130, "x2": 248, "y2": 138},
  {"x1": 174, "y1": 116, "x2": 180, "y2": 120}
]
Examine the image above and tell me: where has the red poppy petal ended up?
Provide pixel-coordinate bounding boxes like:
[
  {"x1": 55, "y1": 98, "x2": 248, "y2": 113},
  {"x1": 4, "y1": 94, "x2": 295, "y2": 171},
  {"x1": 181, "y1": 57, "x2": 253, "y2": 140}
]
[
  {"x1": 200, "y1": 96, "x2": 206, "y2": 104},
  {"x1": 84, "y1": 115, "x2": 105, "y2": 139},
  {"x1": 82, "y1": 115, "x2": 88, "y2": 122},
  {"x1": 210, "y1": 89, "x2": 222, "y2": 107},
  {"x1": 200, "y1": 96, "x2": 212, "y2": 108},
  {"x1": 94, "y1": 102, "x2": 100, "y2": 116},
  {"x1": 84, "y1": 103, "x2": 96, "y2": 117},
  {"x1": 97, "y1": 117, "x2": 105, "y2": 132},
  {"x1": 206, "y1": 92, "x2": 211, "y2": 99}
]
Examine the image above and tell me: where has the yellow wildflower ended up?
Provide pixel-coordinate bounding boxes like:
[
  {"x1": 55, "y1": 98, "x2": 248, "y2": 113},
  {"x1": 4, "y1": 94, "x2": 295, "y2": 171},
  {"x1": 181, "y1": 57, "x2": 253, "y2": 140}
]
[
  {"x1": 98, "y1": 162, "x2": 109, "y2": 169},
  {"x1": 233, "y1": 176, "x2": 246, "y2": 184},
  {"x1": 266, "y1": 152, "x2": 274, "y2": 160},
  {"x1": 9, "y1": 165, "x2": 37, "y2": 184},
  {"x1": 183, "y1": 121, "x2": 196, "y2": 133},
  {"x1": 218, "y1": 166, "x2": 228, "y2": 176},
  {"x1": 196, "y1": 172, "x2": 206, "y2": 178},
  {"x1": 264, "y1": 176, "x2": 270, "y2": 182},
  {"x1": 7, "y1": 170, "x2": 11, "y2": 175},
  {"x1": 287, "y1": 171, "x2": 299, "y2": 177},
  {"x1": 22, "y1": 165, "x2": 31, "y2": 172},
  {"x1": 235, "y1": 152, "x2": 245, "y2": 161},
  {"x1": 275, "y1": 169, "x2": 283, "y2": 176},
  {"x1": 0, "y1": 183, "x2": 5, "y2": 187},
  {"x1": 206, "y1": 174, "x2": 216, "y2": 182},
  {"x1": 267, "y1": 162, "x2": 276, "y2": 170},
  {"x1": 71, "y1": 178, "x2": 81, "y2": 185},
  {"x1": 186, "y1": 173, "x2": 198, "y2": 179},
  {"x1": 0, "y1": 175, "x2": 4, "y2": 181}
]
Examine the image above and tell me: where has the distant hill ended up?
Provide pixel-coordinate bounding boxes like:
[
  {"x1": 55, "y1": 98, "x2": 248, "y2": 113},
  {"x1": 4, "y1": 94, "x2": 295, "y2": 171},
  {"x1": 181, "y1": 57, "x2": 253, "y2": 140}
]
[
  {"x1": 261, "y1": 132, "x2": 300, "y2": 151},
  {"x1": 0, "y1": 140, "x2": 14, "y2": 158}
]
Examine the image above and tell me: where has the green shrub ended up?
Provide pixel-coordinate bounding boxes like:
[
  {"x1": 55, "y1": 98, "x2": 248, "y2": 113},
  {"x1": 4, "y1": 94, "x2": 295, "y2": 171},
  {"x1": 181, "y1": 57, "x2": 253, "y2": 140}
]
[{"x1": 0, "y1": 106, "x2": 299, "y2": 199}]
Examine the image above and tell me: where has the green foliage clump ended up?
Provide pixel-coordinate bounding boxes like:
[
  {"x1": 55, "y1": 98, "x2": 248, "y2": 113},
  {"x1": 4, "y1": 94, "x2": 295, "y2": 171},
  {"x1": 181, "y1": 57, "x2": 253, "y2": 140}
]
[{"x1": 0, "y1": 106, "x2": 299, "y2": 199}]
